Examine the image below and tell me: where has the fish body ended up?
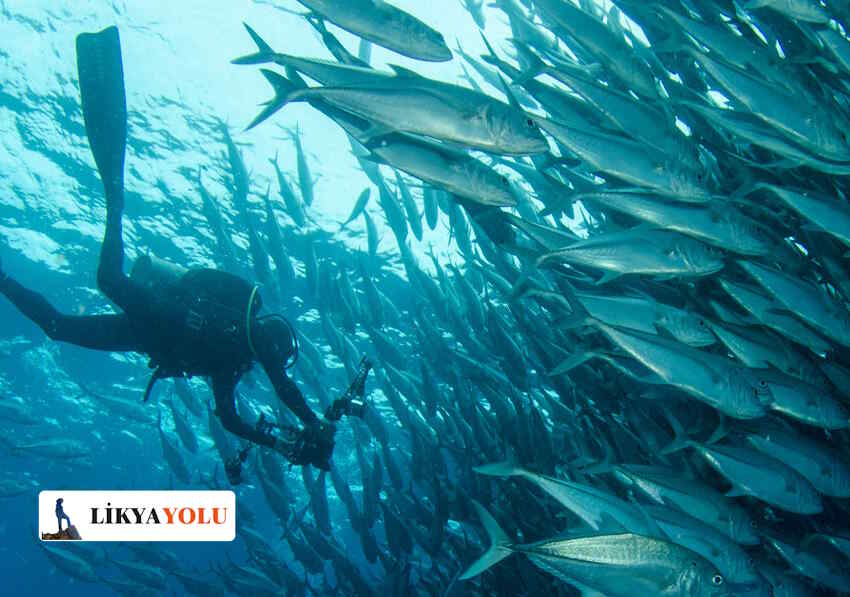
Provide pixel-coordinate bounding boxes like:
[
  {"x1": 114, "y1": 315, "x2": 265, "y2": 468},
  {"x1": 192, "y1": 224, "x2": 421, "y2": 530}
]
[
  {"x1": 613, "y1": 464, "x2": 759, "y2": 545},
  {"x1": 744, "y1": 0, "x2": 830, "y2": 23},
  {"x1": 581, "y1": 191, "x2": 772, "y2": 256},
  {"x1": 0, "y1": 398, "x2": 40, "y2": 425},
  {"x1": 745, "y1": 422, "x2": 850, "y2": 498},
  {"x1": 269, "y1": 152, "x2": 306, "y2": 227},
  {"x1": 718, "y1": 279, "x2": 830, "y2": 354},
  {"x1": 290, "y1": 125, "x2": 315, "y2": 207},
  {"x1": 534, "y1": 0, "x2": 658, "y2": 98},
  {"x1": 689, "y1": 441, "x2": 823, "y2": 515},
  {"x1": 295, "y1": 0, "x2": 452, "y2": 62},
  {"x1": 540, "y1": 228, "x2": 724, "y2": 279},
  {"x1": 536, "y1": 118, "x2": 711, "y2": 202},
  {"x1": 739, "y1": 261, "x2": 850, "y2": 348},
  {"x1": 593, "y1": 322, "x2": 769, "y2": 419},
  {"x1": 575, "y1": 291, "x2": 715, "y2": 347},
  {"x1": 288, "y1": 84, "x2": 547, "y2": 156},
  {"x1": 8, "y1": 438, "x2": 90, "y2": 460},
  {"x1": 462, "y1": 502, "x2": 729, "y2": 597},
  {"x1": 689, "y1": 50, "x2": 850, "y2": 161}
]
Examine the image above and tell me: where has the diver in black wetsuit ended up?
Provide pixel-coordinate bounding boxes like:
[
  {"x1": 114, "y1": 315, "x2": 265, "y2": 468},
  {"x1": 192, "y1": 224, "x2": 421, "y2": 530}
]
[{"x1": 0, "y1": 27, "x2": 343, "y2": 472}]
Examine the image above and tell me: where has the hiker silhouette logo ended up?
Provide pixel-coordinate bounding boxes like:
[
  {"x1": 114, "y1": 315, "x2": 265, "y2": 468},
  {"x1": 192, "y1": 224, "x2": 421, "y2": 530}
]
[{"x1": 41, "y1": 497, "x2": 81, "y2": 540}]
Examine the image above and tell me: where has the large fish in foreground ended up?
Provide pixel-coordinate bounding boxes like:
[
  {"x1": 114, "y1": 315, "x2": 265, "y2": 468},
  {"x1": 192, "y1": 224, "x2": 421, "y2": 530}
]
[
  {"x1": 250, "y1": 70, "x2": 548, "y2": 156},
  {"x1": 254, "y1": 70, "x2": 518, "y2": 208},
  {"x1": 461, "y1": 501, "x2": 731, "y2": 597},
  {"x1": 235, "y1": 27, "x2": 547, "y2": 155},
  {"x1": 537, "y1": 227, "x2": 725, "y2": 281}
]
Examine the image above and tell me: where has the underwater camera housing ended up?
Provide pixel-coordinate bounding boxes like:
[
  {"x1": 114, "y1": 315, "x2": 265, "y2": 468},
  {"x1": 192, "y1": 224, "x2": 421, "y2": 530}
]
[
  {"x1": 326, "y1": 356, "x2": 372, "y2": 421},
  {"x1": 347, "y1": 397, "x2": 367, "y2": 419}
]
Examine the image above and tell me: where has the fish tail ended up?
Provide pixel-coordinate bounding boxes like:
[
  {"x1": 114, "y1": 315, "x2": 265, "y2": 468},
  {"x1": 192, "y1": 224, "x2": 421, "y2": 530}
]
[
  {"x1": 284, "y1": 66, "x2": 309, "y2": 90},
  {"x1": 478, "y1": 32, "x2": 499, "y2": 66},
  {"x1": 231, "y1": 23, "x2": 276, "y2": 65},
  {"x1": 555, "y1": 313, "x2": 593, "y2": 331},
  {"x1": 548, "y1": 350, "x2": 595, "y2": 377},
  {"x1": 508, "y1": 269, "x2": 538, "y2": 302},
  {"x1": 659, "y1": 411, "x2": 693, "y2": 455},
  {"x1": 459, "y1": 500, "x2": 513, "y2": 580},
  {"x1": 579, "y1": 437, "x2": 614, "y2": 475},
  {"x1": 245, "y1": 69, "x2": 298, "y2": 131},
  {"x1": 268, "y1": 149, "x2": 279, "y2": 167},
  {"x1": 510, "y1": 39, "x2": 547, "y2": 84},
  {"x1": 706, "y1": 415, "x2": 729, "y2": 445}
]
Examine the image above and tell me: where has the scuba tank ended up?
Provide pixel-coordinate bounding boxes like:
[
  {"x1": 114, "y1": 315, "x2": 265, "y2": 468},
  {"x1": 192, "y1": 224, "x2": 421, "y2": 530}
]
[
  {"x1": 131, "y1": 255, "x2": 261, "y2": 402},
  {"x1": 130, "y1": 254, "x2": 188, "y2": 293}
]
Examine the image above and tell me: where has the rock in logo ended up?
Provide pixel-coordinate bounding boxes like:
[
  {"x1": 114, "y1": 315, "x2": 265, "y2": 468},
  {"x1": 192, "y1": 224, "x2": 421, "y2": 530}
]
[{"x1": 41, "y1": 497, "x2": 81, "y2": 540}]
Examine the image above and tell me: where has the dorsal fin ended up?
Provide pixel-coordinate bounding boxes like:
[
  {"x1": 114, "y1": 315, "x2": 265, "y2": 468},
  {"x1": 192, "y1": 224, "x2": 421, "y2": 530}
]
[
  {"x1": 497, "y1": 73, "x2": 521, "y2": 110},
  {"x1": 388, "y1": 64, "x2": 423, "y2": 78}
]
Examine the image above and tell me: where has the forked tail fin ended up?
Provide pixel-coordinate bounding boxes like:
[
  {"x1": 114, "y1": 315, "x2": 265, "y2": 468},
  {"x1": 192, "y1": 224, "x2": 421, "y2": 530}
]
[
  {"x1": 245, "y1": 69, "x2": 299, "y2": 130},
  {"x1": 459, "y1": 500, "x2": 513, "y2": 580},
  {"x1": 232, "y1": 23, "x2": 278, "y2": 65}
]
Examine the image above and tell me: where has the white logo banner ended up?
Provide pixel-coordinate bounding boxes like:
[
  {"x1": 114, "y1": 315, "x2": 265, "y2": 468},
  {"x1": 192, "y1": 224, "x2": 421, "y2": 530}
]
[{"x1": 38, "y1": 490, "x2": 235, "y2": 541}]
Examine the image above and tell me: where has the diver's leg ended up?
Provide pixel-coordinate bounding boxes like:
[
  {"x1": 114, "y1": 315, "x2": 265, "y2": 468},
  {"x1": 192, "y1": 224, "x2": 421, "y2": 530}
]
[
  {"x1": 95, "y1": 194, "x2": 136, "y2": 312},
  {"x1": 0, "y1": 275, "x2": 141, "y2": 351},
  {"x1": 76, "y1": 27, "x2": 136, "y2": 313}
]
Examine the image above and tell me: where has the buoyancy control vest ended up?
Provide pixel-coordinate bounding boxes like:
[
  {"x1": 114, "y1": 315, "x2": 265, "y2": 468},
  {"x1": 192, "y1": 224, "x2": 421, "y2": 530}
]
[{"x1": 130, "y1": 255, "x2": 262, "y2": 401}]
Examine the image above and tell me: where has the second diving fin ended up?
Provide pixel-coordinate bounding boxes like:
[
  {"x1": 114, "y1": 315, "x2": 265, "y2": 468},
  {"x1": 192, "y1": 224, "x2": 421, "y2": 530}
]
[{"x1": 75, "y1": 26, "x2": 128, "y2": 207}]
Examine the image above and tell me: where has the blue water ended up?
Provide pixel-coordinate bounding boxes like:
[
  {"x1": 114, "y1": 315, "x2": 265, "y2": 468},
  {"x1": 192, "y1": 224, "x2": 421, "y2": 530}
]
[{"x1": 0, "y1": 1, "x2": 483, "y2": 593}]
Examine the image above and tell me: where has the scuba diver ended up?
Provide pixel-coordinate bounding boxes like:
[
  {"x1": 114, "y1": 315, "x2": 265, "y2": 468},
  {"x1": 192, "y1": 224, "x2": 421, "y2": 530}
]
[
  {"x1": 55, "y1": 498, "x2": 71, "y2": 532},
  {"x1": 0, "y1": 27, "x2": 363, "y2": 473}
]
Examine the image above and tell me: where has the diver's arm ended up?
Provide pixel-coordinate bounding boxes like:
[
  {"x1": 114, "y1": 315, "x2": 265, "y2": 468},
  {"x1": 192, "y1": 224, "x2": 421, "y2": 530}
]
[
  {"x1": 0, "y1": 274, "x2": 141, "y2": 351},
  {"x1": 258, "y1": 356, "x2": 321, "y2": 429},
  {"x1": 211, "y1": 372, "x2": 277, "y2": 447}
]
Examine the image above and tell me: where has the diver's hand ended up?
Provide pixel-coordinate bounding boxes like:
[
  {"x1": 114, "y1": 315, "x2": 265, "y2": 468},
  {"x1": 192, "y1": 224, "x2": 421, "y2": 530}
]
[
  {"x1": 224, "y1": 457, "x2": 242, "y2": 485},
  {"x1": 295, "y1": 422, "x2": 336, "y2": 470}
]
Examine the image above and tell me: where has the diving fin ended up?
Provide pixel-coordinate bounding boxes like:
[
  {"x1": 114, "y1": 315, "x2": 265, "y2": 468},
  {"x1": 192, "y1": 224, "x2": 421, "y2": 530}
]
[
  {"x1": 76, "y1": 26, "x2": 128, "y2": 209},
  {"x1": 143, "y1": 366, "x2": 164, "y2": 403}
]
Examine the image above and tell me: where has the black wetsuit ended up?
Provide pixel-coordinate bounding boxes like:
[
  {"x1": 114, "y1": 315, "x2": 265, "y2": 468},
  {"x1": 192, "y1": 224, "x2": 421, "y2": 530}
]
[{"x1": 0, "y1": 195, "x2": 318, "y2": 449}]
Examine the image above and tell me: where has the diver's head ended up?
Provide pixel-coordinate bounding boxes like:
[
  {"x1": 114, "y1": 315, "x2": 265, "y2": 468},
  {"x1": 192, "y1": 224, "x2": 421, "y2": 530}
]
[{"x1": 250, "y1": 314, "x2": 298, "y2": 368}]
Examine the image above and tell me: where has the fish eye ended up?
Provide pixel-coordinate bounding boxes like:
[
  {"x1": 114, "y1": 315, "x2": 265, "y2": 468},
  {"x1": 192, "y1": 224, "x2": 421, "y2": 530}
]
[
  {"x1": 698, "y1": 319, "x2": 705, "y2": 327},
  {"x1": 759, "y1": 379, "x2": 767, "y2": 388},
  {"x1": 712, "y1": 574, "x2": 724, "y2": 586},
  {"x1": 750, "y1": 520, "x2": 757, "y2": 528},
  {"x1": 500, "y1": 176, "x2": 509, "y2": 185}
]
